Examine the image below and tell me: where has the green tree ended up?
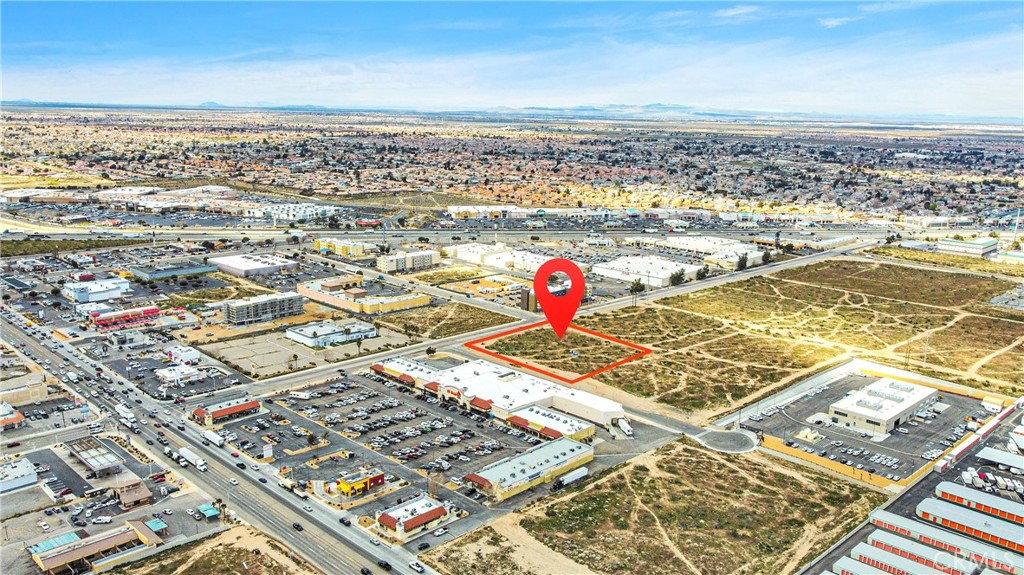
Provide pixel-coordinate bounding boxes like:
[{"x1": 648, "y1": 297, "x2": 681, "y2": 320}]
[
  {"x1": 629, "y1": 279, "x2": 645, "y2": 307},
  {"x1": 696, "y1": 265, "x2": 709, "y2": 281},
  {"x1": 669, "y1": 270, "x2": 686, "y2": 286},
  {"x1": 762, "y1": 249, "x2": 773, "y2": 264},
  {"x1": 737, "y1": 253, "x2": 749, "y2": 271}
]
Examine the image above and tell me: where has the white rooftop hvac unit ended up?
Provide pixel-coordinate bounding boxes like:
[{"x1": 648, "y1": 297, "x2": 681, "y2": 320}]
[
  {"x1": 889, "y1": 381, "x2": 915, "y2": 392},
  {"x1": 866, "y1": 389, "x2": 905, "y2": 403},
  {"x1": 855, "y1": 399, "x2": 884, "y2": 411}
]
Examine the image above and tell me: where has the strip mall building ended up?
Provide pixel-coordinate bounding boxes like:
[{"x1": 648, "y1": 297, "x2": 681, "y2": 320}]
[
  {"x1": 191, "y1": 398, "x2": 261, "y2": 426},
  {"x1": 372, "y1": 356, "x2": 624, "y2": 435}
]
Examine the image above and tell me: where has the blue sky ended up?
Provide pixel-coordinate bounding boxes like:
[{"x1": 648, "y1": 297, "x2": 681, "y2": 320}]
[{"x1": 2, "y1": 2, "x2": 1021, "y2": 118}]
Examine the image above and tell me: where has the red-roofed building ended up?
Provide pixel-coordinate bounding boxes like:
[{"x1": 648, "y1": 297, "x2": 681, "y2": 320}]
[
  {"x1": 506, "y1": 415, "x2": 529, "y2": 428},
  {"x1": 191, "y1": 398, "x2": 260, "y2": 426},
  {"x1": 0, "y1": 402, "x2": 26, "y2": 431},
  {"x1": 424, "y1": 381, "x2": 439, "y2": 393},
  {"x1": 374, "y1": 493, "x2": 450, "y2": 541},
  {"x1": 469, "y1": 397, "x2": 492, "y2": 412},
  {"x1": 539, "y1": 427, "x2": 563, "y2": 439},
  {"x1": 463, "y1": 473, "x2": 491, "y2": 489}
]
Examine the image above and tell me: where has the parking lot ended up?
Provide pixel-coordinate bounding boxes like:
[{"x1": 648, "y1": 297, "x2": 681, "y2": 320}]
[
  {"x1": 247, "y1": 254, "x2": 346, "y2": 293},
  {"x1": 1, "y1": 396, "x2": 94, "y2": 439},
  {"x1": 72, "y1": 332, "x2": 252, "y2": 400},
  {"x1": 25, "y1": 447, "x2": 96, "y2": 498},
  {"x1": 199, "y1": 326, "x2": 409, "y2": 379},
  {"x1": 1, "y1": 482, "x2": 218, "y2": 575},
  {"x1": 217, "y1": 371, "x2": 539, "y2": 491},
  {"x1": 744, "y1": 373, "x2": 990, "y2": 481}
]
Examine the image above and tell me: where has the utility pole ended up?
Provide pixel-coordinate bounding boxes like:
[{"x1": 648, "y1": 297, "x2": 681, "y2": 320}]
[{"x1": 1012, "y1": 207, "x2": 1021, "y2": 246}]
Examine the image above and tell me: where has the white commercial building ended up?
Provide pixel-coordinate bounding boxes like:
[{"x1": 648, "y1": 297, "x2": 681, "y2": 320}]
[
  {"x1": 937, "y1": 237, "x2": 999, "y2": 258},
  {"x1": 376, "y1": 250, "x2": 441, "y2": 273},
  {"x1": 507, "y1": 405, "x2": 596, "y2": 441},
  {"x1": 154, "y1": 365, "x2": 203, "y2": 385},
  {"x1": 659, "y1": 235, "x2": 748, "y2": 254},
  {"x1": 483, "y1": 249, "x2": 590, "y2": 273},
  {"x1": 828, "y1": 377, "x2": 937, "y2": 434},
  {"x1": 704, "y1": 249, "x2": 766, "y2": 270},
  {"x1": 994, "y1": 251, "x2": 1024, "y2": 265},
  {"x1": 208, "y1": 254, "x2": 299, "y2": 277},
  {"x1": 75, "y1": 302, "x2": 115, "y2": 319},
  {"x1": 375, "y1": 357, "x2": 625, "y2": 426},
  {"x1": 623, "y1": 235, "x2": 759, "y2": 265},
  {"x1": 242, "y1": 202, "x2": 347, "y2": 222},
  {"x1": 62, "y1": 278, "x2": 131, "y2": 303},
  {"x1": 448, "y1": 242, "x2": 510, "y2": 266},
  {"x1": 285, "y1": 320, "x2": 377, "y2": 348},
  {"x1": 0, "y1": 458, "x2": 37, "y2": 494},
  {"x1": 465, "y1": 437, "x2": 594, "y2": 501},
  {"x1": 591, "y1": 256, "x2": 702, "y2": 288},
  {"x1": 375, "y1": 493, "x2": 450, "y2": 541},
  {"x1": 166, "y1": 345, "x2": 201, "y2": 365}
]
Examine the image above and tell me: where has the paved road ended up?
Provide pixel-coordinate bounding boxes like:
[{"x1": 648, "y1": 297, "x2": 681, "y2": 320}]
[
  {"x1": 0, "y1": 237, "x2": 876, "y2": 572},
  {"x1": 0, "y1": 314, "x2": 435, "y2": 575}
]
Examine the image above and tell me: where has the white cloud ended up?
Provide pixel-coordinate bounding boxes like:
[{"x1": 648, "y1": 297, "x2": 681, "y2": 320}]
[
  {"x1": 858, "y1": 2, "x2": 932, "y2": 14},
  {"x1": 818, "y1": 17, "x2": 863, "y2": 29},
  {"x1": 3, "y1": 30, "x2": 1020, "y2": 118},
  {"x1": 714, "y1": 5, "x2": 760, "y2": 19}
]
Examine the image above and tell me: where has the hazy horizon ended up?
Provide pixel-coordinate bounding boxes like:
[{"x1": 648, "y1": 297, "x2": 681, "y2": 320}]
[{"x1": 3, "y1": 1, "x2": 1022, "y2": 120}]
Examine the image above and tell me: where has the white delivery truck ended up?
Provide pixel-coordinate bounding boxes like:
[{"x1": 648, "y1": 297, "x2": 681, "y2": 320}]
[
  {"x1": 289, "y1": 391, "x2": 312, "y2": 400},
  {"x1": 552, "y1": 467, "x2": 589, "y2": 491},
  {"x1": 202, "y1": 430, "x2": 225, "y2": 447},
  {"x1": 115, "y1": 404, "x2": 136, "y2": 423},
  {"x1": 178, "y1": 447, "x2": 208, "y2": 472},
  {"x1": 66, "y1": 372, "x2": 79, "y2": 384},
  {"x1": 616, "y1": 419, "x2": 634, "y2": 437}
]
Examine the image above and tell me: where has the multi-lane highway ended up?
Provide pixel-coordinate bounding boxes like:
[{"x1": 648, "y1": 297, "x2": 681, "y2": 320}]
[
  {"x1": 1, "y1": 223, "x2": 878, "y2": 574},
  {"x1": 0, "y1": 313, "x2": 435, "y2": 575}
]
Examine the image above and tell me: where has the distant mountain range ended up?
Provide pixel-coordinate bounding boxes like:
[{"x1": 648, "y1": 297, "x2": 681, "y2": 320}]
[{"x1": 1, "y1": 99, "x2": 1017, "y2": 125}]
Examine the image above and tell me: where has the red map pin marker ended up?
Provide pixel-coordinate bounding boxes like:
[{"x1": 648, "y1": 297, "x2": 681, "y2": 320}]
[{"x1": 534, "y1": 258, "x2": 585, "y2": 340}]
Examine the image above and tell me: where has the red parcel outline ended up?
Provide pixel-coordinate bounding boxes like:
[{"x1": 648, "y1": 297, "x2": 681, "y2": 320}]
[{"x1": 463, "y1": 321, "x2": 652, "y2": 384}]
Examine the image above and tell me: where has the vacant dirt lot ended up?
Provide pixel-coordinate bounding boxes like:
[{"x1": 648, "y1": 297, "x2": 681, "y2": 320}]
[
  {"x1": 164, "y1": 272, "x2": 274, "y2": 308},
  {"x1": 377, "y1": 303, "x2": 515, "y2": 340},
  {"x1": 519, "y1": 438, "x2": 887, "y2": 575},
  {"x1": 482, "y1": 326, "x2": 643, "y2": 379},
  {"x1": 108, "y1": 525, "x2": 319, "y2": 575},
  {"x1": 409, "y1": 265, "x2": 486, "y2": 285},
  {"x1": 424, "y1": 524, "x2": 596, "y2": 575},
  {"x1": 495, "y1": 261, "x2": 1024, "y2": 421},
  {"x1": 775, "y1": 260, "x2": 1013, "y2": 307},
  {"x1": 868, "y1": 246, "x2": 1024, "y2": 279}
]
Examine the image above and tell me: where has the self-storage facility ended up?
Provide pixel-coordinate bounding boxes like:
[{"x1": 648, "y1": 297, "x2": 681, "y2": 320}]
[
  {"x1": 916, "y1": 498, "x2": 1024, "y2": 554},
  {"x1": 866, "y1": 529, "x2": 974, "y2": 575},
  {"x1": 869, "y1": 508, "x2": 1023, "y2": 575},
  {"x1": 934, "y1": 481, "x2": 1024, "y2": 526}
]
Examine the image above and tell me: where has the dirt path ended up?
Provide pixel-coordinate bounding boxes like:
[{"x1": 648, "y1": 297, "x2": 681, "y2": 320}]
[
  {"x1": 967, "y1": 333, "x2": 1024, "y2": 375},
  {"x1": 626, "y1": 478, "x2": 705, "y2": 575},
  {"x1": 489, "y1": 514, "x2": 601, "y2": 575}
]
